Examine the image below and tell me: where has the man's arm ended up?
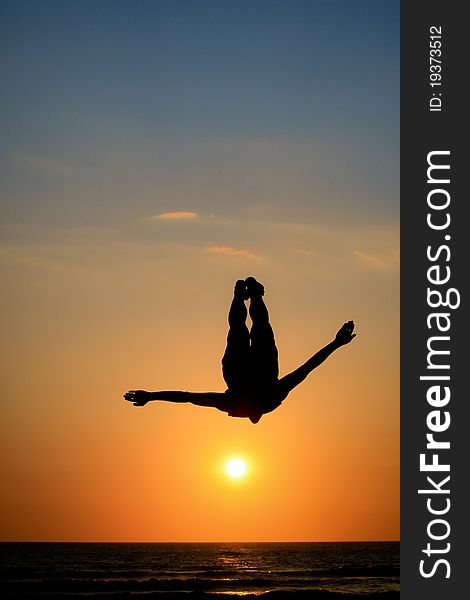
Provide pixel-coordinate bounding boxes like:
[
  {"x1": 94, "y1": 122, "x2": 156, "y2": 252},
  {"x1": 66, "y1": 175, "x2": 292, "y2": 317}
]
[
  {"x1": 124, "y1": 389, "x2": 226, "y2": 408},
  {"x1": 278, "y1": 321, "x2": 356, "y2": 396}
]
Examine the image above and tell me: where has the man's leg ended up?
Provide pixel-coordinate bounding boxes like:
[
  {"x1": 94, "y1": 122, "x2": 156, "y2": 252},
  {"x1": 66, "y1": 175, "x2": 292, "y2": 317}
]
[
  {"x1": 221, "y1": 280, "x2": 251, "y2": 389},
  {"x1": 246, "y1": 278, "x2": 279, "y2": 381}
]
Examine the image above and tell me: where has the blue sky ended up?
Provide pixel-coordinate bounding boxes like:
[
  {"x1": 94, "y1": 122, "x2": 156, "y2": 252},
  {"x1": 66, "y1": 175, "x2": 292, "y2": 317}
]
[{"x1": 1, "y1": 0, "x2": 399, "y2": 228}]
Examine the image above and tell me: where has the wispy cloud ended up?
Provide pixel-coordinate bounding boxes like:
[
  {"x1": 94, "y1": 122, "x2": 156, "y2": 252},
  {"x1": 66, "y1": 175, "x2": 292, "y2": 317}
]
[
  {"x1": 149, "y1": 211, "x2": 199, "y2": 220},
  {"x1": 11, "y1": 153, "x2": 74, "y2": 176},
  {"x1": 354, "y1": 249, "x2": 399, "y2": 269},
  {"x1": 292, "y1": 248, "x2": 318, "y2": 257},
  {"x1": 207, "y1": 244, "x2": 259, "y2": 261},
  {"x1": 0, "y1": 244, "x2": 70, "y2": 273}
]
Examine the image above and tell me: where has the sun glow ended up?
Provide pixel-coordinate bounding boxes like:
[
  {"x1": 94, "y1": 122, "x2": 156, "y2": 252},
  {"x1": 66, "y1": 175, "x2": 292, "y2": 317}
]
[{"x1": 225, "y1": 458, "x2": 247, "y2": 478}]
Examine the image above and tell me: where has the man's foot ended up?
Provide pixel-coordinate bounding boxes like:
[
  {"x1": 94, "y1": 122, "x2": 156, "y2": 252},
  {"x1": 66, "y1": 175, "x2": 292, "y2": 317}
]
[
  {"x1": 245, "y1": 276, "x2": 264, "y2": 298},
  {"x1": 234, "y1": 279, "x2": 249, "y2": 300}
]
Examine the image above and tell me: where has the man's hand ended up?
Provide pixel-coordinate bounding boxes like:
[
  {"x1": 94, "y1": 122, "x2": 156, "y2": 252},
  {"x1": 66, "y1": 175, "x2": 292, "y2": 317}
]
[
  {"x1": 124, "y1": 390, "x2": 151, "y2": 407},
  {"x1": 334, "y1": 321, "x2": 356, "y2": 346}
]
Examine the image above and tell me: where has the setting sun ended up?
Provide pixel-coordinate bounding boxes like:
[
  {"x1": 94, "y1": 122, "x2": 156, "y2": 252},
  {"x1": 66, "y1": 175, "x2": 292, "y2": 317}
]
[{"x1": 226, "y1": 458, "x2": 247, "y2": 478}]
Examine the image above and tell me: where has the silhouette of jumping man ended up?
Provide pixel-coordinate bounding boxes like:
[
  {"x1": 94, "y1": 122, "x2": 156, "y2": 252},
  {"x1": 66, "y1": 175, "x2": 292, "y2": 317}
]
[{"x1": 124, "y1": 277, "x2": 356, "y2": 424}]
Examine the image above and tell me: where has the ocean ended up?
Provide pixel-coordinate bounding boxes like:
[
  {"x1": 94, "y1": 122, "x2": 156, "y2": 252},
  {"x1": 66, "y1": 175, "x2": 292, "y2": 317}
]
[{"x1": 0, "y1": 541, "x2": 399, "y2": 599}]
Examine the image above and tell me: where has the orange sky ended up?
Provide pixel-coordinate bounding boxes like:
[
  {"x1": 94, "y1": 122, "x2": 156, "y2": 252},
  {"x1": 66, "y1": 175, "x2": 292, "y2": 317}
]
[{"x1": 1, "y1": 225, "x2": 399, "y2": 541}]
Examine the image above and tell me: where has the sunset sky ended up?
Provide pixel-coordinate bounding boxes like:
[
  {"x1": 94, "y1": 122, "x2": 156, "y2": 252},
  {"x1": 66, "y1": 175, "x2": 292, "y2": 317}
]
[{"x1": 0, "y1": 0, "x2": 399, "y2": 541}]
